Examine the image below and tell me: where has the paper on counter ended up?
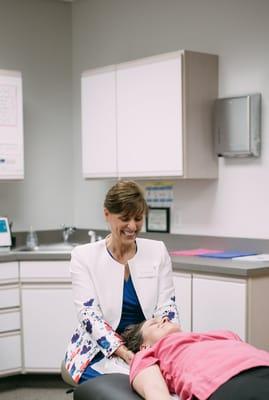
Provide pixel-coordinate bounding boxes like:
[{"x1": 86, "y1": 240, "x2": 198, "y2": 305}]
[{"x1": 232, "y1": 253, "x2": 269, "y2": 262}]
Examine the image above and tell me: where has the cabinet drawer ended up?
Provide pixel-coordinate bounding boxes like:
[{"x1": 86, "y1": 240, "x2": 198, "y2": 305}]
[
  {"x1": 0, "y1": 285, "x2": 20, "y2": 309},
  {"x1": 0, "y1": 262, "x2": 19, "y2": 283},
  {"x1": 0, "y1": 309, "x2": 20, "y2": 332},
  {"x1": 0, "y1": 332, "x2": 21, "y2": 374},
  {"x1": 20, "y1": 261, "x2": 71, "y2": 281}
]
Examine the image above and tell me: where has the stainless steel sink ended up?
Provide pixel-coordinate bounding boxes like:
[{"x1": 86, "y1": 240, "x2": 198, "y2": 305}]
[{"x1": 16, "y1": 242, "x2": 80, "y2": 252}]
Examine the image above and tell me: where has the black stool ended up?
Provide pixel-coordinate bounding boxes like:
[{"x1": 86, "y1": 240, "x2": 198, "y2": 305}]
[{"x1": 74, "y1": 373, "x2": 141, "y2": 400}]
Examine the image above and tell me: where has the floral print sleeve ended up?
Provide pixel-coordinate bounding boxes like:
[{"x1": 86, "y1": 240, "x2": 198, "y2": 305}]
[
  {"x1": 79, "y1": 298, "x2": 123, "y2": 357},
  {"x1": 152, "y1": 242, "x2": 179, "y2": 323},
  {"x1": 71, "y1": 249, "x2": 123, "y2": 358}
]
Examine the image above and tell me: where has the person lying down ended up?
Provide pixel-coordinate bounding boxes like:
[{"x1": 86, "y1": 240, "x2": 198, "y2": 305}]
[{"x1": 122, "y1": 317, "x2": 269, "y2": 400}]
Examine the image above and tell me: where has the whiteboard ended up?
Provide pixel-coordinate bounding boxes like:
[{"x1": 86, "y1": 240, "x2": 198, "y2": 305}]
[{"x1": 0, "y1": 70, "x2": 24, "y2": 179}]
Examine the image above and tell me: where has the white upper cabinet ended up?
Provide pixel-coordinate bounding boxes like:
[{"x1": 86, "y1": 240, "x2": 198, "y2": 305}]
[
  {"x1": 81, "y1": 50, "x2": 218, "y2": 179},
  {"x1": 82, "y1": 66, "x2": 117, "y2": 178},
  {"x1": 117, "y1": 53, "x2": 183, "y2": 177},
  {"x1": 0, "y1": 70, "x2": 24, "y2": 180}
]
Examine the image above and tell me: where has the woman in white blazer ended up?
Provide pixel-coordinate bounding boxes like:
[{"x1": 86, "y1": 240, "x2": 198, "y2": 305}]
[{"x1": 64, "y1": 181, "x2": 179, "y2": 384}]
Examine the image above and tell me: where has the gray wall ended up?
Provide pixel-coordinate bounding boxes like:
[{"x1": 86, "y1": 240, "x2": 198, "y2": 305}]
[
  {"x1": 72, "y1": 0, "x2": 269, "y2": 239},
  {"x1": 0, "y1": 0, "x2": 73, "y2": 231},
  {"x1": 1, "y1": 0, "x2": 269, "y2": 240}
]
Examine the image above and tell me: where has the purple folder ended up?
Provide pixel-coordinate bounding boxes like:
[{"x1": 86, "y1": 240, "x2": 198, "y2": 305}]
[{"x1": 199, "y1": 250, "x2": 258, "y2": 259}]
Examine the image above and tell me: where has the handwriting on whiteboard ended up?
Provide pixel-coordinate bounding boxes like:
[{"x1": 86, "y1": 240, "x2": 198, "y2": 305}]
[{"x1": 0, "y1": 84, "x2": 17, "y2": 127}]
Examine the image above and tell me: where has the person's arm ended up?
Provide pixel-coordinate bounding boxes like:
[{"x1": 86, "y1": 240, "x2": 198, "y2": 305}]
[
  {"x1": 153, "y1": 242, "x2": 179, "y2": 324},
  {"x1": 132, "y1": 364, "x2": 171, "y2": 400},
  {"x1": 71, "y1": 248, "x2": 123, "y2": 358}
]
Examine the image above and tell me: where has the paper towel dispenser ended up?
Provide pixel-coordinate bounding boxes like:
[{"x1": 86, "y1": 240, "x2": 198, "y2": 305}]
[{"x1": 214, "y1": 93, "x2": 261, "y2": 157}]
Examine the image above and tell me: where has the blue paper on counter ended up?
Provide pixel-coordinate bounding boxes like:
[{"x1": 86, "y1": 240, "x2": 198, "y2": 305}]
[{"x1": 199, "y1": 250, "x2": 258, "y2": 259}]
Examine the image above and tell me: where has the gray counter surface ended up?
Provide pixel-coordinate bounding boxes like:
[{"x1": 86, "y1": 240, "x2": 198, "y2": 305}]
[
  {"x1": 171, "y1": 255, "x2": 269, "y2": 277},
  {"x1": 1, "y1": 249, "x2": 269, "y2": 278},
  {"x1": 0, "y1": 250, "x2": 71, "y2": 262}
]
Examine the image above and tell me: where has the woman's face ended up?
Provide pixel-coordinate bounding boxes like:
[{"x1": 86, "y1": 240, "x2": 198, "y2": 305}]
[{"x1": 104, "y1": 208, "x2": 144, "y2": 244}]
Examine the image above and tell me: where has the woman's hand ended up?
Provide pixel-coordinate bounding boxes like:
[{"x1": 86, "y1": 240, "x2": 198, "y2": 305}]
[
  {"x1": 124, "y1": 349, "x2": 134, "y2": 365},
  {"x1": 114, "y1": 344, "x2": 134, "y2": 365}
]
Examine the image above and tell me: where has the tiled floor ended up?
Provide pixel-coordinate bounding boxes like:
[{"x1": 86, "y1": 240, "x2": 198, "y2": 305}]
[
  {"x1": 0, "y1": 387, "x2": 70, "y2": 400},
  {"x1": 0, "y1": 374, "x2": 72, "y2": 400}
]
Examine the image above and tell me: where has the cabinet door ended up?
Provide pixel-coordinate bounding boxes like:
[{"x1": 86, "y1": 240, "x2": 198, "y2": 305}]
[
  {"x1": 117, "y1": 52, "x2": 183, "y2": 178},
  {"x1": 81, "y1": 66, "x2": 117, "y2": 178},
  {"x1": 173, "y1": 272, "x2": 192, "y2": 331},
  {"x1": 0, "y1": 332, "x2": 21, "y2": 375},
  {"x1": 192, "y1": 274, "x2": 246, "y2": 340},
  {"x1": 21, "y1": 284, "x2": 77, "y2": 371}
]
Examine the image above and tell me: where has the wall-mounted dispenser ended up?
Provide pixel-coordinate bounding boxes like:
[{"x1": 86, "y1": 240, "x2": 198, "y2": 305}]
[{"x1": 214, "y1": 93, "x2": 261, "y2": 158}]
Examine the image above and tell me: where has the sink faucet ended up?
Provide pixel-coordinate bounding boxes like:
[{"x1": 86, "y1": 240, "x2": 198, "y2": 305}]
[
  {"x1": 62, "y1": 225, "x2": 76, "y2": 243},
  {"x1": 88, "y1": 230, "x2": 96, "y2": 243},
  {"x1": 88, "y1": 230, "x2": 103, "y2": 243}
]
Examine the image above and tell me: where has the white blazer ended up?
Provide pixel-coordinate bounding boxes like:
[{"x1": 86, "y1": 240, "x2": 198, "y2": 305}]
[{"x1": 65, "y1": 238, "x2": 179, "y2": 383}]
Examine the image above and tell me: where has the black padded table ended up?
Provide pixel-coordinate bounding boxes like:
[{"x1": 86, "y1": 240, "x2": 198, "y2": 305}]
[{"x1": 74, "y1": 373, "x2": 141, "y2": 400}]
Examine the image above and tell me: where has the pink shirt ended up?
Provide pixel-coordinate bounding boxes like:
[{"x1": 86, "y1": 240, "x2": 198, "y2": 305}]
[{"x1": 130, "y1": 330, "x2": 269, "y2": 400}]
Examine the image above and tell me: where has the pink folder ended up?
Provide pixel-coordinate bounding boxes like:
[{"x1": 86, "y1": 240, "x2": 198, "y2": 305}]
[{"x1": 169, "y1": 248, "x2": 223, "y2": 257}]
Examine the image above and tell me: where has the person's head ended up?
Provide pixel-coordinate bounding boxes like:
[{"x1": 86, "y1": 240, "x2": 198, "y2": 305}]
[
  {"x1": 104, "y1": 180, "x2": 148, "y2": 243},
  {"x1": 122, "y1": 317, "x2": 181, "y2": 352}
]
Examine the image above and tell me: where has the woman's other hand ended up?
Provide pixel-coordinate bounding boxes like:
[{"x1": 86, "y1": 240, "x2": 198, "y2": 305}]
[
  {"x1": 114, "y1": 344, "x2": 134, "y2": 364},
  {"x1": 124, "y1": 349, "x2": 134, "y2": 364}
]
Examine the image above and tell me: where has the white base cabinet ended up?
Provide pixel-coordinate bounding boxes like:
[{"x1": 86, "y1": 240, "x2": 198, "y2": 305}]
[
  {"x1": 173, "y1": 269, "x2": 269, "y2": 351},
  {"x1": 20, "y1": 261, "x2": 77, "y2": 372},
  {"x1": 0, "y1": 262, "x2": 21, "y2": 376},
  {"x1": 82, "y1": 50, "x2": 218, "y2": 179},
  {"x1": 192, "y1": 274, "x2": 246, "y2": 339},
  {"x1": 173, "y1": 272, "x2": 192, "y2": 331},
  {"x1": 21, "y1": 284, "x2": 77, "y2": 371}
]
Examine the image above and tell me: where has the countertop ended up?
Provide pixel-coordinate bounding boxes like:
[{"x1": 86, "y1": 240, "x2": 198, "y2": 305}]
[
  {"x1": 171, "y1": 255, "x2": 269, "y2": 277},
  {"x1": 0, "y1": 249, "x2": 71, "y2": 262},
  {"x1": 1, "y1": 247, "x2": 269, "y2": 278}
]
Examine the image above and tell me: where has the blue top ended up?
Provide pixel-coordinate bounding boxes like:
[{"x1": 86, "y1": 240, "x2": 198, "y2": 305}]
[
  {"x1": 79, "y1": 276, "x2": 145, "y2": 382},
  {"x1": 116, "y1": 275, "x2": 145, "y2": 334}
]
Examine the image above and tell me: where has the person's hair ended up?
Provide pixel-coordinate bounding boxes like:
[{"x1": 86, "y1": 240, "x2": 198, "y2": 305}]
[
  {"x1": 121, "y1": 322, "x2": 145, "y2": 353},
  {"x1": 104, "y1": 180, "x2": 148, "y2": 218}
]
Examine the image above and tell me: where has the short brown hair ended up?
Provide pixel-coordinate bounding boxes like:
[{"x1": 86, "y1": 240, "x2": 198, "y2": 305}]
[
  {"x1": 121, "y1": 322, "x2": 145, "y2": 353},
  {"x1": 104, "y1": 180, "x2": 148, "y2": 218}
]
